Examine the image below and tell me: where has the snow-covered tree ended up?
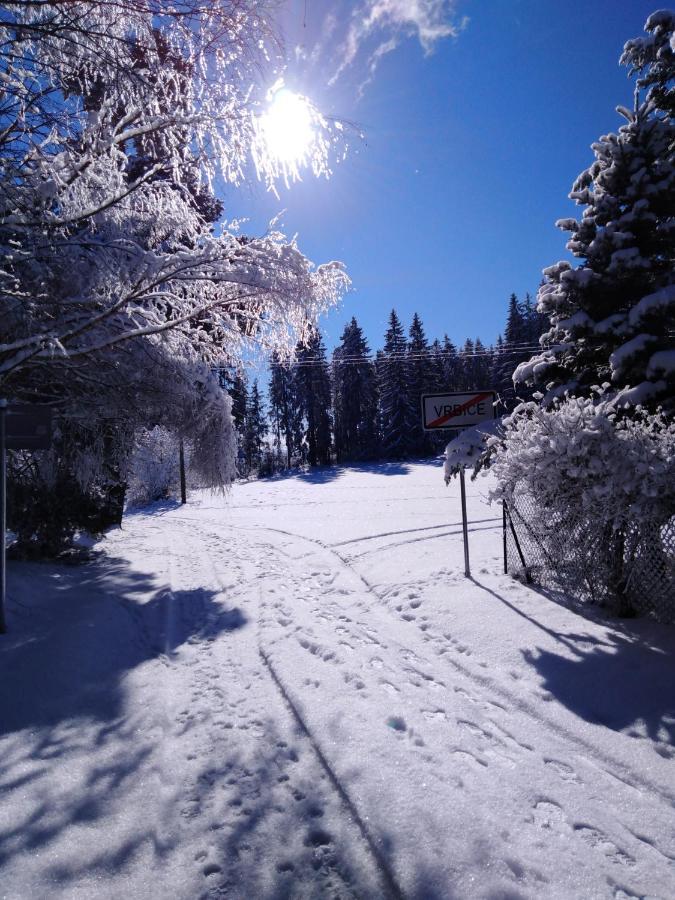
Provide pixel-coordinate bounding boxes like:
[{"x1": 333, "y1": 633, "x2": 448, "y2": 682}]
[
  {"x1": 377, "y1": 310, "x2": 415, "y2": 458},
  {"x1": 407, "y1": 313, "x2": 433, "y2": 455},
  {"x1": 1, "y1": 2, "x2": 347, "y2": 386},
  {"x1": 126, "y1": 428, "x2": 180, "y2": 508},
  {"x1": 515, "y1": 11, "x2": 675, "y2": 411},
  {"x1": 294, "y1": 327, "x2": 332, "y2": 467},
  {"x1": 0, "y1": 1, "x2": 349, "y2": 549},
  {"x1": 441, "y1": 335, "x2": 460, "y2": 389},
  {"x1": 268, "y1": 351, "x2": 301, "y2": 468},
  {"x1": 244, "y1": 380, "x2": 267, "y2": 473},
  {"x1": 332, "y1": 318, "x2": 378, "y2": 461}
]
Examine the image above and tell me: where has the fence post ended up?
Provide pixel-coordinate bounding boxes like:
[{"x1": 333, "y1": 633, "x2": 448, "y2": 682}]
[
  {"x1": 504, "y1": 500, "x2": 531, "y2": 584},
  {"x1": 502, "y1": 500, "x2": 507, "y2": 575}
]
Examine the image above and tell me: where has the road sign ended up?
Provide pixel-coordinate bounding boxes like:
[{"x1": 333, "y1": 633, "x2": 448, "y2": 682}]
[
  {"x1": 421, "y1": 391, "x2": 496, "y2": 431},
  {"x1": 424, "y1": 389, "x2": 497, "y2": 581},
  {"x1": 6, "y1": 404, "x2": 52, "y2": 450}
]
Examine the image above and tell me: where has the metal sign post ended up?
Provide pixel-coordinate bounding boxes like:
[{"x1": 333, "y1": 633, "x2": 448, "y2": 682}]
[
  {"x1": 459, "y1": 466, "x2": 471, "y2": 578},
  {"x1": 421, "y1": 389, "x2": 497, "y2": 581}
]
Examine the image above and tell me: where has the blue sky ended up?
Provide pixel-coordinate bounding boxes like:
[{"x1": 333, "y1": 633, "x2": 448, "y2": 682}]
[{"x1": 236, "y1": 0, "x2": 659, "y2": 355}]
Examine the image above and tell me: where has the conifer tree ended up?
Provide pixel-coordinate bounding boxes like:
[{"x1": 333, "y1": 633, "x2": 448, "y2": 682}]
[
  {"x1": 244, "y1": 380, "x2": 267, "y2": 472},
  {"x1": 428, "y1": 339, "x2": 446, "y2": 391},
  {"x1": 441, "y1": 335, "x2": 460, "y2": 389},
  {"x1": 229, "y1": 370, "x2": 249, "y2": 439},
  {"x1": 459, "y1": 338, "x2": 475, "y2": 390},
  {"x1": 407, "y1": 313, "x2": 433, "y2": 455},
  {"x1": 516, "y1": 12, "x2": 675, "y2": 412},
  {"x1": 295, "y1": 327, "x2": 333, "y2": 466},
  {"x1": 378, "y1": 310, "x2": 415, "y2": 458},
  {"x1": 472, "y1": 338, "x2": 492, "y2": 389},
  {"x1": 268, "y1": 352, "x2": 299, "y2": 468},
  {"x1": 333, "y1": 318, "x2": 378, "y2": 461}
]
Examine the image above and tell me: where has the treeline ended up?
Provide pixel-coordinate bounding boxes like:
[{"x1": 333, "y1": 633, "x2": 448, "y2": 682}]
[{"x1": 226, "y1": 293, "x2": 547, "y2": 474}]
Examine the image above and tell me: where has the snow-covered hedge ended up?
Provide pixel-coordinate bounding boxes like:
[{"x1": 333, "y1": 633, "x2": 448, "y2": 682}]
[
  {"x1": 488, "y1": 396, "x2": 675, "y2": 528},
  {"x1": 488, "y1": 394, "x2": 675, "y2": 614},
  {"x1": 443, "y1": 420, "x2": 501, "y2": 482}
]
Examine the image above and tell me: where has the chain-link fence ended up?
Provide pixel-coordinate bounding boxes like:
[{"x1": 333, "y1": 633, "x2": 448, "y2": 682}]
[{"x1": 503, "y1": 493, "x2": 675, "y2": 623}]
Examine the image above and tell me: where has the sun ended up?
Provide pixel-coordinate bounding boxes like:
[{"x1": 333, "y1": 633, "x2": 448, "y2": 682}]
[{"x1": 260, "y1": 84, "x2": 316, "y2": 168}]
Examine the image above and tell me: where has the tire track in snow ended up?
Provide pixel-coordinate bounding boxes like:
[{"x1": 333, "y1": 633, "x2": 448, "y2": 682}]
[
  {"x1": 161, "y1": 515, "x2": 397, "y2": 898},
  {"x1": 341, "y1": 523, "x2": 501, "y2": 561},
  {"x1": 189, "y1": 516, "x2": 675, "y2": 812},
  {"x1": 259, "y1": 643, "x2": 405, "y2": 900},
  {"x1": 331, "y1": 516, "x2": 501, "y2": 547},
  {"x1": 222, "y1": 523, "x2": 675, "y2": 892}
]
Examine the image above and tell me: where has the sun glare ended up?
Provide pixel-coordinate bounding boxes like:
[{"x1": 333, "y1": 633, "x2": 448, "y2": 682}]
[{"x1": 261, "y1": 86, "x2": 315, "y2": 167}]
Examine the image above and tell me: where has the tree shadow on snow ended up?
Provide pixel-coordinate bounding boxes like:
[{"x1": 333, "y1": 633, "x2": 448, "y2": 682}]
[
  {"x1": 0, "y1": 555, "x2": 246, "y2": 738},
  {"x1": 0, "y1": 554, "x2": 251, "y2": 893},
  {"x1": 524, "y1": 627, "x2": 675, "y2": 745},
  {"x1": 266, "y1": 457, "x2": 444, "y2": 485},
  {"x1": 471, "y1": 578, "x2": 675, "y2": 746}
]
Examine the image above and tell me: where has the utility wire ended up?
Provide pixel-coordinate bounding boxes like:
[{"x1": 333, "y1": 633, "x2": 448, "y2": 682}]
[{"x1": 267, "y1": 342, "x2": 550, "y2": 369}]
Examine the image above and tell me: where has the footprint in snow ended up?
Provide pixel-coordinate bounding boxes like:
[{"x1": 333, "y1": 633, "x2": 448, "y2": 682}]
[
  {"x1": 305, "y1": 828, "x2": 332, "y2": 847},
  {"x1": 203, "y1": 863, "x2": 222, "y2": 877},
  {"x1": 422, "y1": 708, "x2": 448, "y2": 722},
  {"x1": 574, "y1": 825, "x2": 635, "y2": 867},
  {"x1": 387, "y1": 716, "x2": 407, "y2": 732},
  {"x1": 452, "y1": 748, "x2": 488, "y2": 768},
  {"x1": 544, "y1": 758, "x2": 581, "y2": 784},
  {"x1": 532, "y1": 800, "x2": 567, "y2": 831}
]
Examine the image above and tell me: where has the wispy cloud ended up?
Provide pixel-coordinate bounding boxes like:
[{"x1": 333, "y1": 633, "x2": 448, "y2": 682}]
[{"x1": 328, "y1": 0, "x2": 468, "y2": 90}]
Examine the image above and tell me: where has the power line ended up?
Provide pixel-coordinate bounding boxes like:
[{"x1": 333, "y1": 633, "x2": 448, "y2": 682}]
[{"x1": 267, "y1": 342, "x2": 549, "y2": 369}]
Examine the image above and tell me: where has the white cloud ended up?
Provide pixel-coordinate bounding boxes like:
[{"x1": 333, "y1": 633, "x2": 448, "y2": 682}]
[{"x1": 328, "y1": 0, "x2": 468, "y2": 88}]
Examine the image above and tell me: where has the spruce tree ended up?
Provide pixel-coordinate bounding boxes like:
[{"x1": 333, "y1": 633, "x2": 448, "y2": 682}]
[
  {"x1": 229, "y1": 369, "x2": 249, "y2": 439},
  {"x1": 441, "y1": 335, "x2": 460, "y2": 389},
  {"x1": 333, "y1": 318, "x2": 378, "y2": 461},
  {"x1": 244, "y1": 380, "x2": 267, "y2": 471},
  {"x1": 516, "y1": 12, "x2": 675, "y2": 412},
  {"x1": 268, "y1": 352, "x2": 298, "y2": 467},
  {"x1": 295, "y1": 327, "x2": 333, "y2": 466},
  {"x1": 407, "y1": 313, "x2": 433, "y2": 455},
  {"x1": 428, "y1": 339, "x2": 446, "y2": 391},
  {"x1": 459, "y1": 338, "x2": 475, "y2": 390},
  {"x1": 378, "y1": 310, "x2": 415, "y2": 458}
]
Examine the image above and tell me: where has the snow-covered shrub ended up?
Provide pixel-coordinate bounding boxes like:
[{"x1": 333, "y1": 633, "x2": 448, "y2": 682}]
[
  {"x1": 489, "y1": 395, "x2": 675, "y2": 613},
  {"x1": 444, "y1": 420, "x2": 501, "y2": 482},
  {"x1": 489, "y1": 397, "x2": 675, "y2": 526},
  {"x1": 126, "y1": 429, "x2": 180, "y2": 508}
]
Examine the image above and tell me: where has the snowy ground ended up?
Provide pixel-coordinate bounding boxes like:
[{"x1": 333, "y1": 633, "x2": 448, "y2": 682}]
[{"x1": 1, "y1": 460, "x2": 674, "y2": 900}]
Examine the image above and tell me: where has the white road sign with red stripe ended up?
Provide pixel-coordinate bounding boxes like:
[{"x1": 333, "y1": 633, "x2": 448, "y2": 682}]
[{"x1": 421, "y1": 391, "x2": 496, "y2": 430}]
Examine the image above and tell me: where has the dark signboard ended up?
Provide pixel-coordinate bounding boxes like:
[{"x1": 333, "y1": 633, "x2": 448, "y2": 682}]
[{"x1": 5, "y1": 404, "x2": 53, "y2": 450}]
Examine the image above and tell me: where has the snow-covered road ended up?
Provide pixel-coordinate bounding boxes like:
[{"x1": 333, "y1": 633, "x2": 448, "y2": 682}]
[{"x1": 2, "y1": 461, "x2": 674, "y2": 899}]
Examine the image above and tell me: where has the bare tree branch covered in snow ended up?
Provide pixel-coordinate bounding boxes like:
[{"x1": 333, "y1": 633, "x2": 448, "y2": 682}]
[
  {"x1": 0, "y1": 1, "x2": 350, "y2": 529},
  {"x1": 0, "y1": 0, "x2": 348, "y2": 382}
]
